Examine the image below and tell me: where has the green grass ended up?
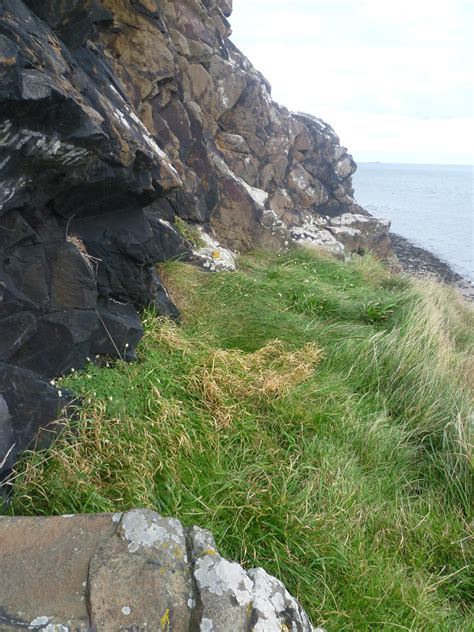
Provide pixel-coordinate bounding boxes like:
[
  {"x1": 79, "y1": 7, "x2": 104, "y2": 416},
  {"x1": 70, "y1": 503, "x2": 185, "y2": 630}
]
[{"x1": 7, "y1": 249, "x2": 474, "y2": 631}]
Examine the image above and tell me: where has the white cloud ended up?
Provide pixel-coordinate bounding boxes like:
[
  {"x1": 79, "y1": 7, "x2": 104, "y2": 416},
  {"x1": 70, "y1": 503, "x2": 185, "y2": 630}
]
[
  {"x1": 328, "y1": 112, "x2": 474, "y2": 164},
  {"x1": 230, "y1": 0, "x2": 473, "y2": 164}
]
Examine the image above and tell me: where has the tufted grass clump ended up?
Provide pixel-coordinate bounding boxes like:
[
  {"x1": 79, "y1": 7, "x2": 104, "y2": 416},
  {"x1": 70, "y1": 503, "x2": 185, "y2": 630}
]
[
  {"x1": 7, "y1": 248, "x2": 473, "y2": 631},
  {"x1": 173, "y1": 216, "x2": 206, "y2": 248}
]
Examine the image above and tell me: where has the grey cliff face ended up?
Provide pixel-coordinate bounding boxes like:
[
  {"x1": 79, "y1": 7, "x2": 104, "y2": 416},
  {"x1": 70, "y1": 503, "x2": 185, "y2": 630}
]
[
  {"x1": 0, "y1": 0, "x2": 391, "y2": 473},
  {"x1": 0, "y1": 508, "x2": 324, "y2": 631}
]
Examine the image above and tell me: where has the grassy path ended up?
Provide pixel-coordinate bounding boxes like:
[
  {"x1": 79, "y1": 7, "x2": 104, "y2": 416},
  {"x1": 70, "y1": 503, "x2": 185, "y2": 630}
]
[{"x1": 8, "y1": 250, "x2": 473, "y2": 630}]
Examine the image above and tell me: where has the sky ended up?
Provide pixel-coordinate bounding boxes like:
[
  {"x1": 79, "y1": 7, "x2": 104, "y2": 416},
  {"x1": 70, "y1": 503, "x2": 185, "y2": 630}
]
[{"x1": 229, "y1": 0, "x2": 474, "y2": 165}]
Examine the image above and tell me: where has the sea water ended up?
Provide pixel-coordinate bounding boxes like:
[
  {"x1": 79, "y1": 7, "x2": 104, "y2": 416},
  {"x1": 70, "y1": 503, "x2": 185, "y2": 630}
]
[{"x1": 353, "y1": 163, "x2": 474, "y2": 280}]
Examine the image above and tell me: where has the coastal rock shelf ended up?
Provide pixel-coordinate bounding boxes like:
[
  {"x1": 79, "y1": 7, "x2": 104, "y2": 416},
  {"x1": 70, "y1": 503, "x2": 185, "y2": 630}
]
[
  {"x1": 0, "y1": 508, "x2": 322, "y2": 631},
  {"x1": 0, "y1": 0, "x2": 391, "y2": 473}
]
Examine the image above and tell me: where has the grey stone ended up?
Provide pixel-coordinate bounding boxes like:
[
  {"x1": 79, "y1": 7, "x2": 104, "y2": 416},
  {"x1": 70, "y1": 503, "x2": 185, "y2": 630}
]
[{"x1": 0, "y1": 509, "x2": 322, "y2": 631}]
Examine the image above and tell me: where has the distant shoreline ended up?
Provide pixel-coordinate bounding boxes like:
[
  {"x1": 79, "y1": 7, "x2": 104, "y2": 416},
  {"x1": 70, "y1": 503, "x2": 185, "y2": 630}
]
[{"x1": 389, "y1": 233, "x2": 474, "y2": 301}]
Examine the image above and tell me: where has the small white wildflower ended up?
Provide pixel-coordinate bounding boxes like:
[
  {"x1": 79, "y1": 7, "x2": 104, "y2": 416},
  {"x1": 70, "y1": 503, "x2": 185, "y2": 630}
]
[
  {"x1": 71, "y1": 367, "x2": 75, "y2": 372},
  {"x1": 50, "y1": 380, "x2": 55, "y2": 385},
  {"x1": 108, "y1": 396, "x2": 113, "y2": 401},
  {"x1": 278, "y1": 292, "x2": 283, "y2": 297},
  {"x1": 95, "y1": 355, "x2": 100, "y2": 359},
  {"x1": 58, "y1": 390, "x2": 62, "y2": 397},
  {"x1": 87, "y1": 374, "x2": 92, "y2": 379},
  {"x1": 125, "y1": 343, "x2": 129, "y2": 348},
  {"x1": 86, "y1": 357, "x2": 91, "y2": 362},
  {"x1": 106, "y1": 362, "x2": 110, "y2": 367}
]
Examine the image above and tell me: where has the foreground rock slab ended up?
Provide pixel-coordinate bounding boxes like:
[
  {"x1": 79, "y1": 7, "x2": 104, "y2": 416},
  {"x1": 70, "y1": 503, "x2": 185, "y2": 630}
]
[{"x1": 0, "y1": 509, "x2": 322, "y2": 632}]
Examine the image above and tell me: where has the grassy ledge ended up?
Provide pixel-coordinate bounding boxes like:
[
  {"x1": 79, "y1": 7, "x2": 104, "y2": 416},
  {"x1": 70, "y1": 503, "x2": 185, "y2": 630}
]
[{"x1": 7, "y1": 249, "x2": 474, "y2": 631}]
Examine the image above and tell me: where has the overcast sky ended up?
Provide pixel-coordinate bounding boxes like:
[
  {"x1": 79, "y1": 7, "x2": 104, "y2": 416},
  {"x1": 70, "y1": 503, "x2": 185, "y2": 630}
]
[{"x1": 229, "y1": 0, "x2": 474, "y2": 165}]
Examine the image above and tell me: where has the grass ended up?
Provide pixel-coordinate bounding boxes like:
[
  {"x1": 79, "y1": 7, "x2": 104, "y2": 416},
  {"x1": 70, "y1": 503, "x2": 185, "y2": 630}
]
[
  {"x1": 7, "y1": 248, "x2": 474, "y2": 631},
  {"x1": 173, "y1": 216, "x2": 206, "y2": 248}
]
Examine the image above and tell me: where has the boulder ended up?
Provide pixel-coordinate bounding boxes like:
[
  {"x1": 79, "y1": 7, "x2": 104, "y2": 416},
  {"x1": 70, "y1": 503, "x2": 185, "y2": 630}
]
[
  {"x1": 0, "y1": 509, "x2": 323, "y2": 631},
  {"x1": 328, "y1": 213, "x2": 392, "y2": 257}
]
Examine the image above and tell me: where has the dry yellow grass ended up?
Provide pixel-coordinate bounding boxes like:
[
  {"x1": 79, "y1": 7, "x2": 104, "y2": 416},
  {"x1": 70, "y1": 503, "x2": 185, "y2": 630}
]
[
  {"x1": 188, "y1": 340, "x2": 323, "y2": 428},
  {"x1": 66, "y1": 233, "x2": 100, "y2": 274}
]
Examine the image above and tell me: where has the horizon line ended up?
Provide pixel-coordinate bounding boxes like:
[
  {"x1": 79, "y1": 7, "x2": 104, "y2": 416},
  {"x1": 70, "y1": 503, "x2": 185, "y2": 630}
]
[{"x1": 356, "y1": 160, "x2": 474, "y2": 168}]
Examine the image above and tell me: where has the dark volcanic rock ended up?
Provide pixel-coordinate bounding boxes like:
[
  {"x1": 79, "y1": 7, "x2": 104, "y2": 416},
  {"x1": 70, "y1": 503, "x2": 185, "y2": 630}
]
[
  {"x1": 91, "y1": 297, "x2": 143, "y2": 361},
  {"x1": 0, "y1": 0, "x2": 391, "y2": 472},
  {"x1": 0, "y1": 362, "x2": 72, "y2": 476}
]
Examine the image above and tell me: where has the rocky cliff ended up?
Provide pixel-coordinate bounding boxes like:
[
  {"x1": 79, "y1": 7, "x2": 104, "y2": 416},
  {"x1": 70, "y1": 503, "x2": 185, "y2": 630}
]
[{"x1": 0, "y1": 0, "x2": 390, "y2": 475}]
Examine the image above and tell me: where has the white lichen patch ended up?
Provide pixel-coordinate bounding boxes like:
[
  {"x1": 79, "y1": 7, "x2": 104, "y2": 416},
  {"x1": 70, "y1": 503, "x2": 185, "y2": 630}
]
[
  {"x1": 194, "y1": 555, "x2": 253, "y2": 606},
  {"x1": 0, "y1": 175, "x2": 28, "y2": 211},
  {"x1": 1, "y1": 123, "x2": 89, "y2": 166},
  {"x1": 262, "y1": 207, "x2": 283, "y2": 229},
  {"x1": 211, "y1": 153, "x2": 268, "y2": 209},
  {"x1": 329, "y1": 226, "x2": 361, "y2": 239},
  {"x1": 237, "y1": 178, "x2": 268, "y2": 208},
  {"x1": 108, "y1": 84, "x2": 179, "y2": 178},
  {"x1": 329, "y1": 213, "x2": 391, "y2": 234},
  {"x1": 192, "y1": 229, "x2": 236, "y2": 272},
  {"x1": 248, "y1": 568, "x2": 321, "y2": 632},
  {"x1": 200, "y1": 617, "x2": 214, "y2": 632},
  {"x1": 29, "y1": 617, "x2": 50, "y2": 629},
  {"x1": 336, "y1": 213, "x2": 371, "y2": 226},
  {"x1": 158, "y1": 218, "x2": 172, "y2": 228},
  {"x1": 0, "y1": 155, "x2": 11, "y2": 170},
  {"x1": 120, "y1": 510, "x2": 187, "y2": 558},
  {"x1": 334, "y1": 157, "x2": 354, "y2": 180},
  {"x1": 0, "y1": 119, "x2": 13, "y2": 135},
  {"x1": 251, "y1": 568, "x2": 286, "y2": 612},
  {"x1": 188, "y1": 525, "x2": 218, "y2": 558},
  {"x1": 290, "y1": 219, "x2": 344, "y2": 258},
  {"x1": 29, "y1": 618, "x2": 69, "y2": 631},
  {"x1": 248, "y1": 569, "x2": 287, "y2": 631}
]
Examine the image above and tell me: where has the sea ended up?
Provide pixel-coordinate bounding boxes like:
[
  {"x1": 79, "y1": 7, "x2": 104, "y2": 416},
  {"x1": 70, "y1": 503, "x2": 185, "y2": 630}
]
[{"x1": 352, "y1": 163, "x2": 474, "y2": 281}]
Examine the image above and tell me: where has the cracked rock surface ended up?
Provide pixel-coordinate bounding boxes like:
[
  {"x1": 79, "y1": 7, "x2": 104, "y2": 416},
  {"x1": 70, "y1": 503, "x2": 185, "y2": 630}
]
[{"x1": 0, "y1": 508, "x2": 324, "y2": 631}]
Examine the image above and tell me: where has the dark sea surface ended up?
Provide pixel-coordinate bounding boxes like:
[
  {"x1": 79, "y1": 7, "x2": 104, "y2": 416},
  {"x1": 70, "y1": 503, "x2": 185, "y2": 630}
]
[{"x1": 353, "y1": 163, "x2": 474, "y2": 280}]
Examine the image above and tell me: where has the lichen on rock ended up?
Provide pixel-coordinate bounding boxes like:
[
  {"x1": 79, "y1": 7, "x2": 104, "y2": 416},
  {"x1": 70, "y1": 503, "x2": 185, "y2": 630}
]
[{"x1": 0, "y1": 509, "x2": 322, "y2": 631}]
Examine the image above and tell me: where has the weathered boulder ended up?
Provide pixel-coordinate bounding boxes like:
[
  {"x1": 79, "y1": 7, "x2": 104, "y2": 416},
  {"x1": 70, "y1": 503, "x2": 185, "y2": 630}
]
[
  {"x1": 0, "y1": 0, "x2": 391, "y2": 473},
  {"x1": 0, "y1": 508, "x2": 323, "y2": 631},
  {"x1": 328, "y1": 213, "x2": 392, "y2": 257}
]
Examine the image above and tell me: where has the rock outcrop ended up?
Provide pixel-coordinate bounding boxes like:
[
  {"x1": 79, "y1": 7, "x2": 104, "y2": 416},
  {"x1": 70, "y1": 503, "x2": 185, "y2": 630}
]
[
  {"x1": 0, "y1": 0, "x2": 391, "y2": 474},
  {"x1": 0, "y1": 508, "x2": 323, "y2": 631}
]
